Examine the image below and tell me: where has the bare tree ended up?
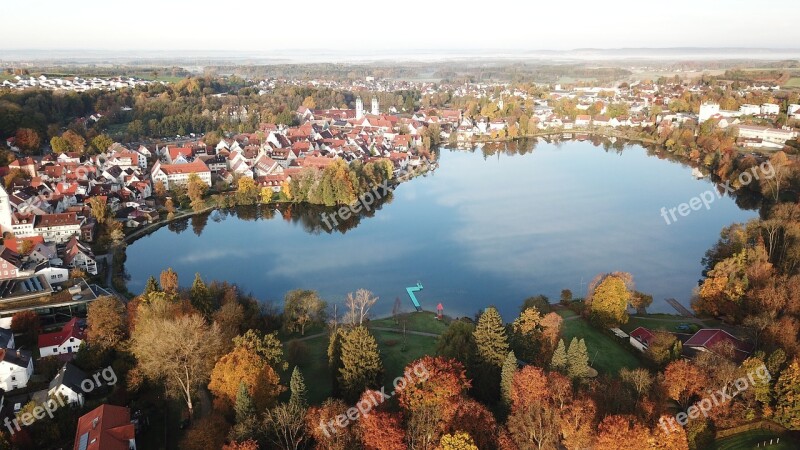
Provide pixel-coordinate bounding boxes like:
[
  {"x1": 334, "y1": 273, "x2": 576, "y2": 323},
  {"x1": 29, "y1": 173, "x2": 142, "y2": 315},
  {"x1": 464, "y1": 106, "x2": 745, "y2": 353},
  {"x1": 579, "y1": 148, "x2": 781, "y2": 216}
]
[
  {"x1": 131, "y1": 312, "x2": 223, "y2": 418},
  {"x1": 343, "y1": 289, "x2": 379, "y2": 326}
]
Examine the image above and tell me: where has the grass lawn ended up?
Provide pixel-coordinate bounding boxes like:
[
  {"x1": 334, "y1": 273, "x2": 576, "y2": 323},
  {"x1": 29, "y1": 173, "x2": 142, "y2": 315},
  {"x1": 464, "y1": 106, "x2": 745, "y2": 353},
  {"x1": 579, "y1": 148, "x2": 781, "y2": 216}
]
[
  {"x1": 368, "y1": 311, "x2": 449, "y2": 334},
  {"x1": 372, "y1": 329, "x2": 439, "y2": 380},
  {"x1": 620, "y1": 315, "x2": 700, "y2": 334},
  {"x1": 556, "y1": 311, "x2": 642, "y2": 375},
  {"x1": 283, "y1": 334, "x2": 333, "y2": 405},
  {"x1": 284, "y1": 324, "x2": 439, "y2": 405},
  {"x1": 783, "y1": 77, "x2": 800, "y2": 88},
  {"x1": 714, "y1": 429, "x2": 798, "y2": 450}
]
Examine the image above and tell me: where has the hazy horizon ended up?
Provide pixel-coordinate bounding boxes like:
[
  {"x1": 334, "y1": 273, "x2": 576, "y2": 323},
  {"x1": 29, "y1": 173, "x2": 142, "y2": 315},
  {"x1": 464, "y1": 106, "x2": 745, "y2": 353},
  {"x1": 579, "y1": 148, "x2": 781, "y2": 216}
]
[{"x1": 3, "y1": 0, "x2": 798, "y2": 56}]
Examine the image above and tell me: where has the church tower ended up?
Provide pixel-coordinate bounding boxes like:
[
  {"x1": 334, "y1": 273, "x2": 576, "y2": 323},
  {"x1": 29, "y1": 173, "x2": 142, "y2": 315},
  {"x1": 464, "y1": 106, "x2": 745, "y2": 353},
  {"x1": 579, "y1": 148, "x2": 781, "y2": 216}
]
[
  {"x1": 0, "y1": 185, "x2": 12, "y2": 235},
  {"x1": 371, "y1": 97, "x2": 379, "y2": 115},
  {"x1": 356, "y1": 97, "x2": 364, "y2": 119}
]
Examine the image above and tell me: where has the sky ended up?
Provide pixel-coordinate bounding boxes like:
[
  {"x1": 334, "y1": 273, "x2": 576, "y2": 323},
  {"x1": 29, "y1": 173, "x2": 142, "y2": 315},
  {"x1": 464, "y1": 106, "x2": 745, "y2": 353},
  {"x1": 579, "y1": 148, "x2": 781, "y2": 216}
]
[{"x1": 0, "y1": 0, "x2": 797, "y2": 54}]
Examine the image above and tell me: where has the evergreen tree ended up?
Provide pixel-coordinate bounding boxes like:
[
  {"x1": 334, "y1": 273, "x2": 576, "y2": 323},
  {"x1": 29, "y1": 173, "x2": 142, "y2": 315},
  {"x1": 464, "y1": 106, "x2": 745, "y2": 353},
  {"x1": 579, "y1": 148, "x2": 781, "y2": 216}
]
[
  {"x1": 472, "y1": 307, "x2": 509, "y2": 368},
  {"x1": 231, "y1": 382, "x2": 259, "y2": 442},
  {"x1": 142, "y1": 276, "x2": 160, "y2": 296},
  {"x1": 550, "y1": 339, "x2": 568, "y2": 373},
  {"x1": 567, "y1": 338, "x2": 590, "y2": 379},
  {"x1": 327, "y1": 327, "x2": 345, "y2": 395},
  {"x1": 501, "y1": 351, "x2": 517, "y2": 407},
  {"x1": 189, "y1": 273, "x2": 212, "y2": 316},
  {"x1": 338, "y1": 326, "x2": 383, "y2": 402},
  {"x1": 289, "y1": 366, "x2": 307, "y2": 408}
]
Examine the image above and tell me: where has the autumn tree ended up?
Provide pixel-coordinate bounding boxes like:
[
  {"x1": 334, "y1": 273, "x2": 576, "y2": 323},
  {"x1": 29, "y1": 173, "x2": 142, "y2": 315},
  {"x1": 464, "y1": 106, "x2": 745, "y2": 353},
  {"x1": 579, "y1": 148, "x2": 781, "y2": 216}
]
[
  {"x1": 437, "y1": 432, "x2": 478, "y2": 450},
  {"x1": 357, "y1": 390, "x2": 406, "y2": 450},
  {"x1": 560, "y1": 397, "x2": 596, "y2": 450},
  {"x1": 663, "y1": 360, "x2": 709, "y2": 409},
  {"x1": 131, "y1": 310, "x2": 223, "y2": 418},
  {"x1": 179, "y1": 413, "x2": 229, "y2": 450},
  {"x1": 338, "y1": 326, "x2": 383, "y2": 401},
  {"x1": 264, "y1": 401, "x2": 307, "y2": 450},
  {"x1": 14, "y1": 128, "x2": 40, "y2": 152},
  {"x1": 305, "y1": 399, "x2": 358, "y2": 450},
  {"x1": 507, "y1": 366, "x2": 559, "y2": 449},
  {"x1": 343, "y1": 288, "x2": 378, "y2": 326},
  {"x1": 86, "y1": 296, "x2": 126, "y2": 350},
  {"x1": 187, "y1": 173, "x2": 208, "y2": 211},
  {"x1": 436, "y1": 320, "x2": 476, "y2": 366},
  {"x1": 587, "y1": 273, "x2": 632, "y2": 326},
  {"x1": 595, "y1": 415, "x2": 651, "y2": 450},
  {"x1": 10, "y1": 310, "x2": 40, "y2": 341},
  {"x1": 397, "y1": 356, "x2": 470, "y2": 450},
  {"x1": 90, "y1": 134, "x2": 113, "y2": 154},
  {"x1": 159, "y1": 267, "x2": 179, "y2": 296},
  {"x1": 647, "y1": 331, "x2": 683, "y2": 367},
  {"x1": 236, "y1": 177, "x2": 260, "y2": 205},
  {"x1": 448, "y1": 398, "x2": 499, "y2": 450},
  {"x1": 86, "y1": 197, "x2": 111, "y2": 224},
  {"x1": 284, "y1": 289, "x2": 326, "y2": 336},
  {"x1": 774, "y1": 358, "x2": 800, "y2": 429}
]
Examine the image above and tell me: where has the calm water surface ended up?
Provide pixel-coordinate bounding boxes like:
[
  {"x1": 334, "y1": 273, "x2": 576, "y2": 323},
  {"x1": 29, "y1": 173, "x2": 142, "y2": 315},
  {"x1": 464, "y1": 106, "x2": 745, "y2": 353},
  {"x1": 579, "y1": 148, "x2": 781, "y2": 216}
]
[{"x1": 125, "y1": 141, "x2": 759, "y2": 319}]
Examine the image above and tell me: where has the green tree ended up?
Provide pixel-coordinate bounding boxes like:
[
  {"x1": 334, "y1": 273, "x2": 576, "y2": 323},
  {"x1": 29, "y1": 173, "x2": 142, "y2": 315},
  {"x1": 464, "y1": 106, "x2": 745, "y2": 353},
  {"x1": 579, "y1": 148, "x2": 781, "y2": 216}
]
[
  {"x1": 567, "y1": 338, "x2": 590, "y2": 379},
  {"x1": 90, "y1": 134, "x2": 114, "y2": 154},
  {"x1": 436, "y1": 320, "x2": 476, "y2": 365},
  {"x1": 550, "y1": 339, "x2": 568, "y2": 373},
  {"x1": 142, "y1": 276, "x2": 160, "y2": 296},
  {"x1": 190, "y1": 273, "x2": 212, "y2": 316},
  {"x1": 338, "y1": 326, "x2": 383, "y2": 402},
  {"x1": 472, "y1": 307, "x2": 509, "y2": 368},
  {"x1": 289, "y1": 366, "x2": 308, "y2": 408},
  {"x1": 230, "y1": 382, "x2": 259, "y2": 443},
  {"x1": 283, "y1": 289, "x2": 326, "y2": 336},
  {"x1": 501, "y1": 350, "x2": 517, "y2": 407}
]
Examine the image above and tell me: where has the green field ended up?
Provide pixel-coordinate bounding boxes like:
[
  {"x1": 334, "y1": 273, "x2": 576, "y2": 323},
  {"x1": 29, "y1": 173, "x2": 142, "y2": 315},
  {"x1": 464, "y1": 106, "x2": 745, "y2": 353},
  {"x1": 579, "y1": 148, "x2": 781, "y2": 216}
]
[
  {"x1": 714, "y1": 429, "x2": 797, "y2": 450},
  {"x1": 368, "y1": 311, "x2": 450, "y2": 334},
  {"x1": 283, "y1": 321, "x2": 440, "y2": 405},
  {"x1": 620, "y1": 315, "x2": 700, "y2": 334},
  {"x1": 784, "y1": 77, "x2": 800, "y2": 88},
  {"x1": 556, "y1": 310, "x2": 642, "y2": 375}
]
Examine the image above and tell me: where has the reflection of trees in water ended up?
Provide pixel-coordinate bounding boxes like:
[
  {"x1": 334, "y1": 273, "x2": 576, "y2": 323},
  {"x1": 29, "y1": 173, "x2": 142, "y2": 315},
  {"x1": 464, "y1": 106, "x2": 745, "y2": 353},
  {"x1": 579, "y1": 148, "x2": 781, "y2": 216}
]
[
  {"x1": 191, "y1": 212, "x2": 210, "y2": 236},
  {"x1": 167, "y1": 217, "x2": 189, "y2": 234}
]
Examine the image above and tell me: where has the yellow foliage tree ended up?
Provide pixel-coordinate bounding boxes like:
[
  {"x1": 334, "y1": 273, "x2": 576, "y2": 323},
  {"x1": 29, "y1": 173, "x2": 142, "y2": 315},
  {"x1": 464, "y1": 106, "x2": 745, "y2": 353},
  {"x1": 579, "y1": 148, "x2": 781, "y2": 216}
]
[{"x1": 208, "y1": 345, "x2": 284, "y2": 411}]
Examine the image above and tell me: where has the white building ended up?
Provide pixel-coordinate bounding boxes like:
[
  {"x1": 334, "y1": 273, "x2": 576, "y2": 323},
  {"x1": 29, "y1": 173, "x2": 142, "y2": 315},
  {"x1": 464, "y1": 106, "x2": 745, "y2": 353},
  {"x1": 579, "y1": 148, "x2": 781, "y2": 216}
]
[
  {"x1": 371, "y1": 97, "x2": 379, "y2": 115},
  {"x1": 698, "y1": 103, "x2": 720, "y2": 122},
  {"x1": 356, "y1": 97, "x2": 364, "y2": 119},
  {"x1": 36, "y1": 266, "x2": 69, "y2": 285},
  {"x1": 0, "y1": 186, "x2": 11, "y2": 234},
  {"x1": 38, "y1": 318, "x2": 84, "y2": 358},
  {"x1": 151, "y1": 159, "x2": 211, "y2": 190},
  {"x1": 739, "y1": 104, "x2": 761, "y2": 115},
  {"x1": 760, "y1": 103, "x2": 780, "y2": 115},
  {"x1": 48, "y1": 363, "x2": 87, "y2": 406},
  {"x1": 0, "y1": 349, "x2": 33, "y2": 391},
  {"x1": 33, "y1": 213, "x2": 84, "y2": 244},
  {"x1": 737, "y1": 125, "x2": 797, "y2": 144}
]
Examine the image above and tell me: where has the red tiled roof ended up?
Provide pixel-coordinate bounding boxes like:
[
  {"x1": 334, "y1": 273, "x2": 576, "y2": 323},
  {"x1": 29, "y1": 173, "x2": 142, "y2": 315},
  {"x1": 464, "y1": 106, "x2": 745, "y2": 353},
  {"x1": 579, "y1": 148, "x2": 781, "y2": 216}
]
[
  {"x1": 73, "y1": 404, "x2": 135, "y2": 450},
  {"x1": 630, "y1": 327, "x2": 654, "y2": 345},
  {"x1": 157, "y1": 160, "x2": 209, "y2": 175},
  {"x1": 38, "y1": 318, "x2": 84, "y2": 349}
]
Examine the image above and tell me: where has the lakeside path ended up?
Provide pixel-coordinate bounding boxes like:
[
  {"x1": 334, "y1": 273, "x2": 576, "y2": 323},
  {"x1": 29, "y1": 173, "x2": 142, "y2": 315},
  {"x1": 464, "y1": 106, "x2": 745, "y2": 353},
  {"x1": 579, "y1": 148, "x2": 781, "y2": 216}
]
[{"x1": 283, "y1": 325, "x2": 444, "y2": 344}]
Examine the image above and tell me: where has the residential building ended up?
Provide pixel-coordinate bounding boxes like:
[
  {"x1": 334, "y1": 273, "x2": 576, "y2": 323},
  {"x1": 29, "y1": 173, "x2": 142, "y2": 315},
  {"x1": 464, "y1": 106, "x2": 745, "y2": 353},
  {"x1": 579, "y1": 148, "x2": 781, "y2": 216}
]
[
  {"x1": 0, "y1": 348, "x2": 33, "y2": 391},
  {"x1": 73, "y1": 404, "x2": 136, "y2": 450},
  {"x1": 38, "y1": 318, "x2": 85, "y2": 358},
  {"x1": 63, "y1": 236, "x2": 98, "y2": 275},
  {"x1": 150, "y1": 160, "x2": 211, "y2": 190},
  {"x1": 0, "y1": 246, "x2": 22, "y2": 281},
  {"x1": 34, "y1": 213, "x2": 84, "y2": 243},
  {"x1": 49, "y1": 362, "x2": 88, "y2": 406}
]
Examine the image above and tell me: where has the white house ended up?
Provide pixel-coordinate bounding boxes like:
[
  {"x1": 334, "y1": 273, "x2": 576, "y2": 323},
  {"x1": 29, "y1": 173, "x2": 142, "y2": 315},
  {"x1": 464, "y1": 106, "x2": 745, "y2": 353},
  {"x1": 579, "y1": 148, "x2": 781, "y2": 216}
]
[
  {"x1": 48, "y1": 363, "x2": 87, "y2": 406},
  {"x1": 62, "y1": 236, "x2": 98, "y2": 275},
  {"x1": 0, "y1": 348, "x2": 33, "y2": 391},
  {"x1": 33, "y1": 213, "x2": 84, "y2": 244},
  {"x1": 38, "y1": 318, "x2": 85, "y2": 358},
  {"x1": 737, "y1": 125, "x2": 796, "y2": 145},
  {"x1": 36, "y1": 266, "x2": 69, "y2": 285},
  {"x1": 629, "y1": 327, "x2": 655, "y2": 353},
  {"x1": 151, "y1": 160, "x2": 211, "y2": 190},
  {"x1": 760, "y1": 103, "x2": 780, "y2": 115}
]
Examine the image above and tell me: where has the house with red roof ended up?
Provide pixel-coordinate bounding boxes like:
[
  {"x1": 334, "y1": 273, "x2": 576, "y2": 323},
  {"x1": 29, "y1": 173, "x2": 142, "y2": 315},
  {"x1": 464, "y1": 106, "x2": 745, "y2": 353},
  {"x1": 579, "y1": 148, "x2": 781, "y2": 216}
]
[
  {"x1": 683, "y1": 328, "x2": 752, "y2": 362},
  {"x1": 73, "y1": 404, "x2": 136, "y2": 450},
  {"x1": 629, "y1": 326, "x2": 655, "y2": 352},
  {"x1": 38, "y1": 318, "x2": 85, "y2": 358}
]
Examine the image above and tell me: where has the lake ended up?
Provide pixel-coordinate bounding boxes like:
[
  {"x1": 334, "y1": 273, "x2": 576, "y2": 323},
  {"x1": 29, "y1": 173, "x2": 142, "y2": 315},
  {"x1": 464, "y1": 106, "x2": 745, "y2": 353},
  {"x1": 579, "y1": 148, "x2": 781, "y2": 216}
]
[{"x1": 124, "y1": 139, "x2": 759, "y2": 320}]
